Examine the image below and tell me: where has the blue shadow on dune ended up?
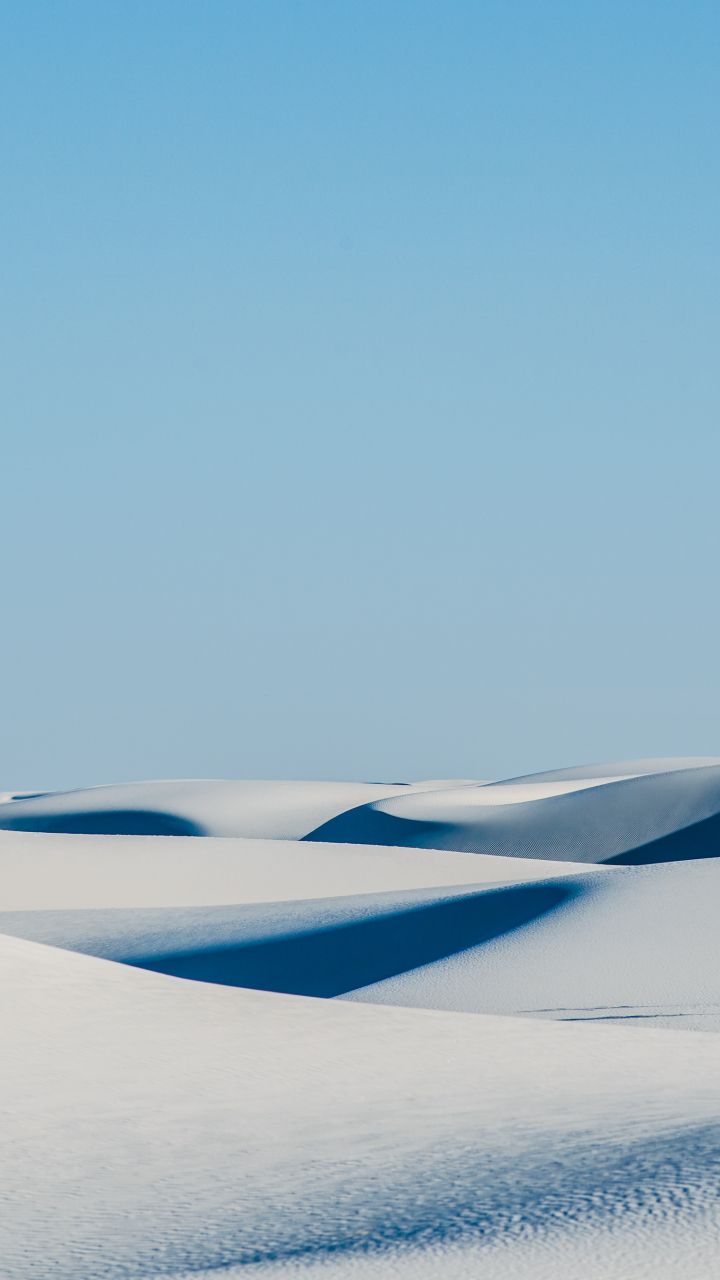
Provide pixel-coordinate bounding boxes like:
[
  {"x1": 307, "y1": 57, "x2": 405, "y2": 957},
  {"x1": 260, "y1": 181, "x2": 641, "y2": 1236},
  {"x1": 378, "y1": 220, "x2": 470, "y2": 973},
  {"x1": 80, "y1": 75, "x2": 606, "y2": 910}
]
[
  {"x1": 130, "y1": 880, "x2": 577, "y2": 996},
  {"x1": 0, "y1": 881, "x2": 581, "y2": 996},
  {"x1": 605, "y1": 810, "x2": 720, "y2": 864},
  {"x1": 308, "y1": 800, "x2": 720, "y2": 866},
  {"x1": 304, "y1": 808, "x2": 443, "y2": 849},
  {"x1": 0, "y1": 809, "x2": 203, "y2": 836}
]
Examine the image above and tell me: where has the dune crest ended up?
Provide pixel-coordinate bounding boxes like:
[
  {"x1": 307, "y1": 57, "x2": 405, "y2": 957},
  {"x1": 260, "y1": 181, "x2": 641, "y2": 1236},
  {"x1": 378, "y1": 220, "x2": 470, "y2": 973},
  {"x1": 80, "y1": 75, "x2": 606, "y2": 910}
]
[{"x1": 2, "y1": 761, "x2": 720, "y2": 1278}]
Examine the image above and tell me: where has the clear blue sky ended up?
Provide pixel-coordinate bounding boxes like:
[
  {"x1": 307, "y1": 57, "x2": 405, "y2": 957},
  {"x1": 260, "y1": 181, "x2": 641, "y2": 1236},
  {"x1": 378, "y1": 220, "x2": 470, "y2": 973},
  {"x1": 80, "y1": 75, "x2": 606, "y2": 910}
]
[{"x1": 2, "y1": 1, "x2": 719, "y2": 789}]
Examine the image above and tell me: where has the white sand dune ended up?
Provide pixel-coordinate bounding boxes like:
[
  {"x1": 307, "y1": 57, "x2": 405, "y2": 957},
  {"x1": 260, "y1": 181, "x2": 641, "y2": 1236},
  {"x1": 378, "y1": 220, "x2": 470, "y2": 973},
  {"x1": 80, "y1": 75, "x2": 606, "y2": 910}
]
[
  {"x1": 0, "y1": 878, "x2": 587, "y2": 994},
  {"x1": 1, "y1": 932, "x2": 719, "y2": 1280},
  {"x1": 342, "y1": 858, "x2": 720, "y2": 1028},
  {"x1": 6, "y1": 761, "x2": 720, "y2": 866},
  {"x1": 0, "y1": 778, "x2": 479, "y2": 839},
  {"x1": 307, "y1": 758, "x2": 720, "y2": 863},
  {"x1": 2, "y1": 761, "x2": 720, "y2": 1278},
  {"x1": 0, "y1": 828, "x2": 598, "y2": 910},
  {"x1": 1, "y1": 853, "x2": 713, "y2": 1030}
]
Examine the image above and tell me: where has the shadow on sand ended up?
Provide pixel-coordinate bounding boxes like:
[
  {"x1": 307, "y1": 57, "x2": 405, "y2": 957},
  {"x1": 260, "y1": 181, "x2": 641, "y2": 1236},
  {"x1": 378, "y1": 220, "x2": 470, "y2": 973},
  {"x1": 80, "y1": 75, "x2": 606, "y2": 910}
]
[
  {"x1": 604, "y1": 809, "x2": 720, "y2": 864},
  {"x1": 0, "y1": 809, "x2": 203, "y2": 836},
  {"x1": 0, "y1": 880, "x2": 581, "y2": 997},
  {"x1": 132, "y1": 880, "x2": 578, "y2": 996}
]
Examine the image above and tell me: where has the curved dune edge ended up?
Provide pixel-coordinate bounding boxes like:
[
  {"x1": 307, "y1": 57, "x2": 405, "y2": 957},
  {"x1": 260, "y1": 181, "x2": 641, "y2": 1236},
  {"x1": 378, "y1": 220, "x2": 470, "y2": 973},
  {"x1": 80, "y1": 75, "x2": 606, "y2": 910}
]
[
  {"x1": 1, "y1": 933, "x2": 720, "y2": 1280},
  {"x1": 0, "y1": 877, "x2": 578, "y2": 996},
  {"x1": 340, "y1": 859, "x2": 720, "y2": 1029},
  {"x1": 0, "y1": 778, "x2": 478, "y2": 839},
  {"x1": 4, "y1": 761, "x2": 720, "y2": 864},
  {"x1": 1, "y1": 761, "x2": 719, "y2": 867},
  {"x1": 307, "y1": 759, "x2": 720, "y2": 862},
  {"x1": 3, "y1": 764, "x2": 720, "y2": 1279},
  {"x1": 0, "y1": 827, "x2": 603, "y2": 910},
  {"x1": 2, "y1": 858, "x2": 718, "y2": 1029}
]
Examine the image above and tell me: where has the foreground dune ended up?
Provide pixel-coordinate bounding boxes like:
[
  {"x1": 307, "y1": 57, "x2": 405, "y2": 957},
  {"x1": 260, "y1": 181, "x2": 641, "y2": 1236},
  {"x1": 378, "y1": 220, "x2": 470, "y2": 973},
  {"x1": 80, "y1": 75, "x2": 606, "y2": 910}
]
[
  {"x1": 1, "y1": 932, "x2": 719, "y2": 1280},
  {"x1": 1, "y1": 762, "x2": 719, "y2": 1278}
]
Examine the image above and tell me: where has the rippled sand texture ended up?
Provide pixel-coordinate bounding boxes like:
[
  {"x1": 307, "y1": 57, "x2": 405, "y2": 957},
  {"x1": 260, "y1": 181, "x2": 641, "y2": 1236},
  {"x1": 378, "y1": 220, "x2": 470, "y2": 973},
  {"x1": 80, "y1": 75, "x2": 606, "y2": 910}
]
[{"x1": 1, "y1": 759, "x2": 720, "y2": 1278}]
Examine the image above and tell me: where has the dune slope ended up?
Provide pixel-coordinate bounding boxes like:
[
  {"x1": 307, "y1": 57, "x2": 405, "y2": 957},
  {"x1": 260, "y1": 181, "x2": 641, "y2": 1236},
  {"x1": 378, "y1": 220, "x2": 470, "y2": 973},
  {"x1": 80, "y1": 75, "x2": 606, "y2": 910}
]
[
  {"x1": 307, "y1": 758, "x2": 720, "y2": 862},
  {"x1": 3, "y1": 762, "x2": 720, "y2": 1279},
  {"x1": 342, "y1": 858, "x2": 720, "y2": 1028},
  {"x1": 2, "y1": 857, "x2": 717, "y2": 1030},
  {"x1": 1, "y1": 932, "x2": 720, "y2": 1280},
  {"x1": 0, "y1": 826, "x2": 599, "y2": 910},
  {"x1": 0, "y1": 778, "x2": 430, "y2": 838}
]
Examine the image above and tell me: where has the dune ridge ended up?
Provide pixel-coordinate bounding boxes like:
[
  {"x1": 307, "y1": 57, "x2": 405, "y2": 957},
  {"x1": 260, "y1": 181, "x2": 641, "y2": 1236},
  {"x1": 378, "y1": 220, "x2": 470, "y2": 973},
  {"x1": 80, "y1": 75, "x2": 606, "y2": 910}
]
[
  {"x1": 2, "y1": 759, "x2": 720, "y2": 1277},
  {"x1": 307, "y1": 758, "x2": 720, "y2": 862}
]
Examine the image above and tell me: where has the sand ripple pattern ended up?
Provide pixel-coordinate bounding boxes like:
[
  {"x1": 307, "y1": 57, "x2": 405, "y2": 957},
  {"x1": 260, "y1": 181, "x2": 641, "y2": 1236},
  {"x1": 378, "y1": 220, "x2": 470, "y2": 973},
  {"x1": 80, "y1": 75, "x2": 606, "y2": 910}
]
[{"x1": 1, "y1": 759, "x2": 719, "y2": 1278}]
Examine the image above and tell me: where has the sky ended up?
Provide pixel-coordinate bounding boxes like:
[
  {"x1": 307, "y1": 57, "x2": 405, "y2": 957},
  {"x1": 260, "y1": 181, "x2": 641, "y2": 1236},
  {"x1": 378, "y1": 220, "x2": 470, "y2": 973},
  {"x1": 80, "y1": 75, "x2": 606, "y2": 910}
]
[{"x1": 2, "y1": 1, "x2": 720, "y2": 789}]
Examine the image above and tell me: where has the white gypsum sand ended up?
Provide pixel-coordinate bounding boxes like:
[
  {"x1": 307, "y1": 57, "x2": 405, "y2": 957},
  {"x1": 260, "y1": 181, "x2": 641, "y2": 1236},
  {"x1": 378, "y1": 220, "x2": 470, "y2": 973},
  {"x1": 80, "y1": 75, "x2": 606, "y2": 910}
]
[
  {"x1": 1, "y1": 762, "x2": 719, "y2": 1278},
  {"x1": 0, "y1": 932, "x2": 719, "y2": 1280}
]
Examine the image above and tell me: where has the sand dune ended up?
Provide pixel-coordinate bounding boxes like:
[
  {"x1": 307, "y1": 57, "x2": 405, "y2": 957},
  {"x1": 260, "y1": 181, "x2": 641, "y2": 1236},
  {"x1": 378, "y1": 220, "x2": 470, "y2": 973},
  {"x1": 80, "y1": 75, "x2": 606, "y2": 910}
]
[
  {"x1": 307, "y1": 758, "x2": 720, "y2": 862},
  {"x1": 0, "y1": 778, "x2": 433, "y2": 838},
  {"x1": 2, "y1": 856, "x2": 714, "y2": 1030},
  {"x1": 342, "y1": 858, "x2": 720, "y2": 1028},
  {"x1": 0, "y1": 879, "x2": 575, "y2": 994},
  {"x1": 2, "y1": 762, "x2": 720, "y2": 1278},
  {"x1": 1, "y1": 932, "x2": 719, "y2": 1280},
  {"x1": 6, "y1": 762, "x2": 720, "y2": 865},
  {"x1": 0, "y1": 827, "x2": 597, "y2": 910}
]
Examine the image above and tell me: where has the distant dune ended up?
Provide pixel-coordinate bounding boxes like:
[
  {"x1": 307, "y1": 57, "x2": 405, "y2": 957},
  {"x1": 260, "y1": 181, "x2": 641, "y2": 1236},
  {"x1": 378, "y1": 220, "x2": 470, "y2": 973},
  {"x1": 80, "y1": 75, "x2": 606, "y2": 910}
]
[
  {"x1": 2, "y1": 760, "x2": 720, "y2": 1278},
  {"x1": 0, "y1": 778, "x2": 423, "y2": 837},
  {"x1": 308, "y1": 758, "x2": 720, "y2": 862}
]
